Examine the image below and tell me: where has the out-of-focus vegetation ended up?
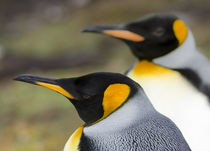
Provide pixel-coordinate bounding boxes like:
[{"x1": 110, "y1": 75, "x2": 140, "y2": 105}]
[{"x1": 0, "y1": 0, "x2": 210, "y2": 150}]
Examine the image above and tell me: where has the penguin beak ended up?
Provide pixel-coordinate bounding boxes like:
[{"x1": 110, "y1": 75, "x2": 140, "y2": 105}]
[
  {"x1": 81, "y1": 25, "x2": 145, "y2": 42},
  {"x1": 14, "y1": 74, "x2": 74, "y2": 99}
]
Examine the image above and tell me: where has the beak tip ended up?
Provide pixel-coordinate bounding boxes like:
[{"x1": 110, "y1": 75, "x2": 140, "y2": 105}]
[
  {"x1": 80, "y1": 28, "x2": 88, "y2": 33},
  {"x1": 13, "y1": 74, "x2": 37, "y2": 84},
  {"x1": 13, "y1": 76, "x2": 19, "y2": 81},
  {"x1": 13, "y1": 74, "x2": 27, "y2": 81}
]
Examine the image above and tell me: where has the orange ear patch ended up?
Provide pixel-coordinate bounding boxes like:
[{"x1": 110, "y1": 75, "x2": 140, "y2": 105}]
[
  {"x1": 90, "y1": 83, "x2": 130, "y2": 126},
  {"x1": 104, "y1": 30, "x2": 145, "y2": 42},
  {"x1": 173, "y1": 20, "x2": 188, "y2": 46},
  {"x1": 102, "y1": 84, "x2": 130, "y2": 118}
]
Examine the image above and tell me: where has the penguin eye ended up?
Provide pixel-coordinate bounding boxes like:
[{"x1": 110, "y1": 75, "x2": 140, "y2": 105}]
[
  {"x1": 81, "y1": 93, "x2": 91, "y2": 99},
  {"x1": 153, "y1": 27, "x2": 165, "y2": 37}
]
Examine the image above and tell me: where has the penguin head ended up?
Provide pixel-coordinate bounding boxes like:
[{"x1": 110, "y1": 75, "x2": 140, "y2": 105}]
[
  {"x1": 14, "y1": 73, "x2": 138, "y2": 125},
  {"x1": 81, "y1": 13, "x2": 188, "y2": 60}
]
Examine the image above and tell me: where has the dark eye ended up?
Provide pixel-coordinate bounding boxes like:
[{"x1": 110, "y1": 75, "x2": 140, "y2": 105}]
[
  {"x1": 82, "y1": 93, "x2": 91, "y2": 99},
  {"x1": 153, "y1": 27, "x2": 165, "y2": 37}
]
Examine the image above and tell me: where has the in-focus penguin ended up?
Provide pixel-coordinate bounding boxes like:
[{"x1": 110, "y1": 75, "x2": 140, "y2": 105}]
[
  {"x1": 81, "y1": 13, "x2": 210, "y2": 150},
  {"x1": 14, "y1": 73, "x2": 191, "y2": 151}
]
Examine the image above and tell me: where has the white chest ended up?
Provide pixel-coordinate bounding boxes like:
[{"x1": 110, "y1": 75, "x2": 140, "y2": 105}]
[{"x1": 128, "y1": 66, "x2": 210, "y2": 151}]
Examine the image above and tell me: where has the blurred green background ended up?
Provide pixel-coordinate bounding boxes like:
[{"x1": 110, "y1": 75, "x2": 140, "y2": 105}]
[{"x1": 0, "y1": 0, "x2": 210, "y2": 150}]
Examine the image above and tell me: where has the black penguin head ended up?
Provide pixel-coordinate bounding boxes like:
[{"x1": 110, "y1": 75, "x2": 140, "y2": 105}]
[
  {"x1": 14, "y1": 73, "x2": 138, "y2": 125},
  {"x1": 81, "y1": 13, "x2": 188, "y2": 60}
]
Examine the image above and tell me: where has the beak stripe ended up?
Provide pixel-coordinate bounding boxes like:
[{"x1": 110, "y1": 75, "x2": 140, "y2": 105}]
[
  {"x1": 36, "y1": 82, "x2": 74, "y2": 99},
  {"x1": 104, "y1": 30, "x2": 145, "y2": 42}
]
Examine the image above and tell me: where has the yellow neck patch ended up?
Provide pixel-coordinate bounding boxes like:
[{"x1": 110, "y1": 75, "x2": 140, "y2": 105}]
[
  {"x1": 64, "y1": 125, "x2": 84, "y2": 151},
  {"x1": 104, "y1": 30, "x2": 145, "y2": 42},
  {"x1": 131, "y1": 60, "x2": 173, "y2": 77},
  {"x1": 36, "y1": 82, "x2": 74, "y2": 99},
  {"x1": 173, "y1": 19, "x2": 188, "y2": 46},
  {"x1": 102, "y1": 84, "x2": 130, "y2": 119}
]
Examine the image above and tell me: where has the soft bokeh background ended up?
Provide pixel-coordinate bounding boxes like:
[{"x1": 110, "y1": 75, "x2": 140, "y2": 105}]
[{"x1": 0, "y1": 0, "x2": 210, "y2": 150}]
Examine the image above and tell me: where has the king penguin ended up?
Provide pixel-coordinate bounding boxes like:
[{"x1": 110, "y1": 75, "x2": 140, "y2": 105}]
[
  {"x1": 81, "y1": 13, "x2": 210, "y2": 150},
  {"x1": 14, "y1": 73, "x2": 191, "y2": 151}
]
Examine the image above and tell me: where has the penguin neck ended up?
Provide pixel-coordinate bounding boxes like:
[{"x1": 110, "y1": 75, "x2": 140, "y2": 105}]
[
  {"x1": 153, "y1": 30, "x2": 209, "y2": 74},
  {"x1": 153, "y1": 30, "x2": 197, "y2": 68},
  {"x1": 83, "y1": 90, "x2": 154, "y2": 136},
  {"x1": 152, "y1": 30, "x2": 210, "y2": 96}
]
